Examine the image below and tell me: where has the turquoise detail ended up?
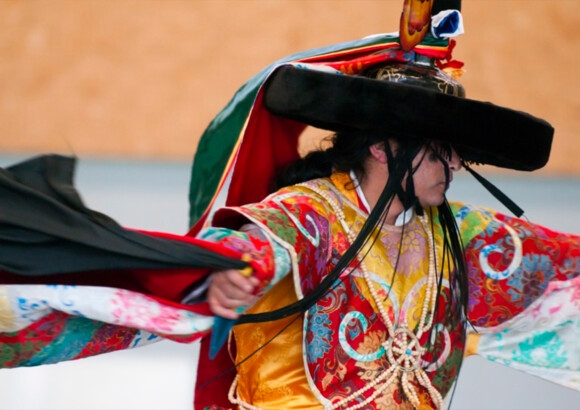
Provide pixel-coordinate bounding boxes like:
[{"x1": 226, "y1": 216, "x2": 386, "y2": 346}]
[
  {"x1": 514, "y1": 331, "x2": 568, "y2": 369},
  {"x1": 338, "y1": 311, "x2": 385, "y2": 362},
  {"x1": 22, "y1": 317, "x2": 100, "y2": 366}
]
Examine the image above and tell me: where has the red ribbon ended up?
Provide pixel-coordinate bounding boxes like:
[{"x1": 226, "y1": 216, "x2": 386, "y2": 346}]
[{"x1": 435, "y1": 39, "x2": 465, "y2": 70}]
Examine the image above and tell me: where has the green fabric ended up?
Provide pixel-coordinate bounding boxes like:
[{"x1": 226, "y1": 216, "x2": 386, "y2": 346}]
[
  {"x1": 449, "y1": 202, "x2": 495, "y2": 247},
  {"x1": 187, "y1": 34, "x2": 447, "y2": 227}
]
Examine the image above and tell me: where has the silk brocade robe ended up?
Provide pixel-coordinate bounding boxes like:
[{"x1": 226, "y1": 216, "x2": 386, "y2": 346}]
[{"x1": 208, "y1": 173, "x2": 580, "y2": 408}]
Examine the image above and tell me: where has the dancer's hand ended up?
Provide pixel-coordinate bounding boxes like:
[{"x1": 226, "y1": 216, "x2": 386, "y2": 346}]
[{"x1": 208, "y1": 269, "x2": 260, "y2": 319}]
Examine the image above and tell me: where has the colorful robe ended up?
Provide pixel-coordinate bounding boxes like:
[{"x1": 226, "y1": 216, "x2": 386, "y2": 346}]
[{"x1": 201, "y1": 173, "x2": 580, "y2": 408}]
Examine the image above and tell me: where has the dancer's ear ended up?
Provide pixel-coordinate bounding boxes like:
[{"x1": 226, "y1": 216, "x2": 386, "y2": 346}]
[{"x1": 369, "y1": 142, "x2": 388, "y2": 164}]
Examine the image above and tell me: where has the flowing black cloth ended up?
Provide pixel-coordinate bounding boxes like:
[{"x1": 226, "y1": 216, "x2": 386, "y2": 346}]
[{"x1": 0, "y1": 155, "x2": 246, "y2": 299}]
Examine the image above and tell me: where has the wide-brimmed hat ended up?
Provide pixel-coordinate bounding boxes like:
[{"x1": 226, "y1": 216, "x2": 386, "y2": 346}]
[{"x1": 262, "y1": 63, "x2": 554, "y2": 172}]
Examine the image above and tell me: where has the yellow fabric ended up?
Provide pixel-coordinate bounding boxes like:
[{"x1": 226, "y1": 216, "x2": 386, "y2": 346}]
[
  {"x1": 464, "y1": 332, "x2": 481, "y2": 358},
  {"x1": 233, "y1": 174, "x2": 450, "y2": 408},
  {"x1": 234, "y1": 275, "x2": 322, "y2": 409},
  {"x1": 329, "y1": 172, "x2": 359, "y2": 206},
  {"x1": 326, "y1": 173, "x2": 447, "y2": 330}
]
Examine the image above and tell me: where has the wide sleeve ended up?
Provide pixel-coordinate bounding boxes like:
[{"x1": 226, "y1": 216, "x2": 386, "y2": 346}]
[
  {"x1": 193, "y1": 223, "x2": 291, "y2": 305},
  {"x1": 452, "y1": 202, "x2": 580, "y2": 390},
  {"x1": 0, "y1": 187, "x2": 330, "y2": 371},
  {"x1": 0, "y1": 284, "x2": 212, "y2": 368},
  {"x1": 211, "y1": 185, "x2": 333, "y2": 298}
]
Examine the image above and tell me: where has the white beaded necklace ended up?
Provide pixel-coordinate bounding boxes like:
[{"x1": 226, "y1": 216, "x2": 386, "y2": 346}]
[
  {"x1": 229, "y1": 182, "x2": 444, "y2": 410},
  {"x1": 302, "y1": 183, "x2": 443, "y2": 410}
]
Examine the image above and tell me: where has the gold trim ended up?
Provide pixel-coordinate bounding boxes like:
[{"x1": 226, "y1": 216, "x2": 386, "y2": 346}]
[{"x1": 238, "y1": 254, "x2": 254, "y2": 277}]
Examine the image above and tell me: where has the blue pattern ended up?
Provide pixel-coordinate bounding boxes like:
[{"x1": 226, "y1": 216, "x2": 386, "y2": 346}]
[
  {"x1": 306, "y1": 310, "x2": 333, "y2": 363},
  {"x1": 22, "y1": 317, "x2": 99, "y2": 366}
]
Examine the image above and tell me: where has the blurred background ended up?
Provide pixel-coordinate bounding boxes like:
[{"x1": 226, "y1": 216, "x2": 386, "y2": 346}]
[
  {"x1": 0, "y1": 1, "x2": 579, "y2": 409},
  {"x1": 0, "y1": 0, "x2": 579, "y2": 170}
]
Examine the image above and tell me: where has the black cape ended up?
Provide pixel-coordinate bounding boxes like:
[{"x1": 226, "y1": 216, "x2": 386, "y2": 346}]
[{"x1": 0, "y1": 154, "x2": 246, "y2": 300}]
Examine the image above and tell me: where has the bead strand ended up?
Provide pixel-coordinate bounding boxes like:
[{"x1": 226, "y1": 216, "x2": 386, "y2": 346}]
[
  {"x1": 332, "y1": 370, "x2": 400, "y2": 410},
  {"x1": 305, "y1": 184, "x2": 441, "y2": 409},
  {"x1": 416, "y1": 368, "x2": 445, "y2": 409},
  {"x1": 419, "y1": 221, "x2": 438, "y2": 335},
  {"x1": 402, "y1": 371, "x2": 421, "y2": 408},
  {"x1": 328, "y1": 367, "x2": 397, "y2": 409}
]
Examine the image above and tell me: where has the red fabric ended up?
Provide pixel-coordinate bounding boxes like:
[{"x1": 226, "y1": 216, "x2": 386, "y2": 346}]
[
  {"x1": 464, "y1": 212, "x2": 580, "y2": 327},
  {"x1": 0, "y1": 310, "x2": 144, "y2": 368},
  {"x1": 299, "y1": 41, "x2": 447, "y2": 64},
  {"x1": 435, "y1": 39, "x2": 464, "y2": 70},
  {"x1": 300, "y1": 42, "x2": 399, "y2": 63},
  {"x1": 354, "y1": 186, "x2": 370, "y2": 214},
  {"x1": 132, "y1": 229, "x2": 250, "y2": 259},
  {"x1": 194, "y1": 336, "x2": 236, "y2": 409},
  {"x1": 227, "y1": 91, "x2": 305, "y2": 209}
]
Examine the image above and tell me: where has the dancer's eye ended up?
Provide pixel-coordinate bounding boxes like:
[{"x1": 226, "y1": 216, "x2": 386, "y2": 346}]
[
  {"x1": 429, "y1": 142, "x2": 452, "y2": 162},
  {"x1": 428, "y1": 151, "x2": 439, "y2": 163}
]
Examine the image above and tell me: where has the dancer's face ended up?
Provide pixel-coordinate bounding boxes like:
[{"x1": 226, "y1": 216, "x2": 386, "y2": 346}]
[
  {"x1": 365, "y1": 140, "x2": 462, "y2": 211},
  {"x1": 411, "y1": 143, "x2": 462, "y2": 207}
]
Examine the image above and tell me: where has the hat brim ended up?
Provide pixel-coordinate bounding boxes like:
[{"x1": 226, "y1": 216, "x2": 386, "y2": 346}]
[{"x1": 263, "y1": 65, "x2": 553, "y2": 171}]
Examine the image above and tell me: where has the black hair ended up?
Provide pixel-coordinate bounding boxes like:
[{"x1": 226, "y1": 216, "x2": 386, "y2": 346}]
[{"x1": 275, "y1": 131, "x2": 382, "y2": 190}]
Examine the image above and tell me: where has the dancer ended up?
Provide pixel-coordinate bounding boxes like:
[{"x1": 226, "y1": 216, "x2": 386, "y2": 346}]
[{"x1": 0, "y1": 1, "x2": 578, "y2": 409}]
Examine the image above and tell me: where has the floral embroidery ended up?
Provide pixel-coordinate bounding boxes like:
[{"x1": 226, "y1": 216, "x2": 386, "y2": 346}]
[{"x1": 307, "y1": 309, "x2": 333, "y2": 363}]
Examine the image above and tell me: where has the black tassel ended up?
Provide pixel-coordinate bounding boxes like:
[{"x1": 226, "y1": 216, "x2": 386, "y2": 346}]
[{"x1": 462, "y1": 163, "x2": 524, "y2": 218}]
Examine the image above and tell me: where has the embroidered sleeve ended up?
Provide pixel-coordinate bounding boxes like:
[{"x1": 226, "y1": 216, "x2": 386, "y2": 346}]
[
  {"x1": 211, "y1": 186, "x2": 333, "y2": 298},
  {"x1": 0, "y1": 188, "x2": 329, "y2": 370},
  {"x1": 195, "y1": 223, "x2": 291, "y2": 301},
  {"x1": 452, "y1": 202, "x2": 580, "y2": 391},
  {"x1": 0, "y1": 284, "x2": 217, "y2": 368}
]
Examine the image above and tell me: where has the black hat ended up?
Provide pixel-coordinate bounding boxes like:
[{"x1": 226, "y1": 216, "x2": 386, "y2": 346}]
[{"x1": 262, "y1": 63, "x2": 553, "y2": 172}]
